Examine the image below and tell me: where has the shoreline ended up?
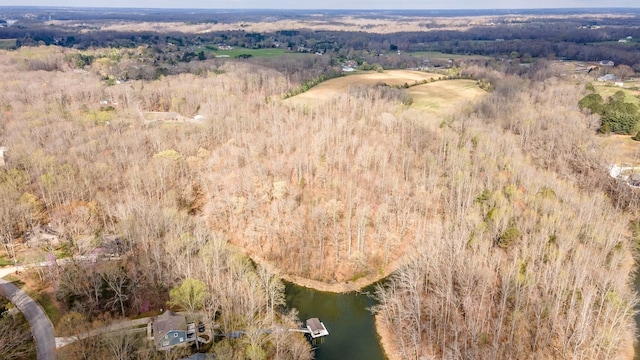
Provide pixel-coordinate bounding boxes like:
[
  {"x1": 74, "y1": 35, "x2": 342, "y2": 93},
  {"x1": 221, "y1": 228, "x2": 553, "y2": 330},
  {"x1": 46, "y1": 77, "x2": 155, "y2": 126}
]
[
  {"x1": 233, "y1": 245, "x2": 407, "y2": 360},
  {"x1": 232, "y1": 243, "x2": 409, "y2": 293},
  {"x1": 375, "y1": 314, "x2": 403, "y2": 360}
]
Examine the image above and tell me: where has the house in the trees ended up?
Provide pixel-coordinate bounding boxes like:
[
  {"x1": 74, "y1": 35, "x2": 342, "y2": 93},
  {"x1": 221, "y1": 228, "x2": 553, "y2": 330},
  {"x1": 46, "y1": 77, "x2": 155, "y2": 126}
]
[{"x1": 153, "y1": 310, "x2": 189, "y2": 351}]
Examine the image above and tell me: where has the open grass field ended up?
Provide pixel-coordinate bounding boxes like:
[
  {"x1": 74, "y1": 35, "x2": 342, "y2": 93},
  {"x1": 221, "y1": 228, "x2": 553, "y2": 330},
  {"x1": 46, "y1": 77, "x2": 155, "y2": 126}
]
[
  {"x1": 598, "y1": 134, "x2": 640, "y2": 165},
  {"x1": 210, "y1": 47, "x2": 292, "y2": 58},
  {"x1": 409, "y1": 51, "x2": 493, "y2": 61},
  {"x1": 286, "y1": 69, "x2": 486, "y2": 115},
  {"x1": 286, "y1": 69, "x2": 443, "y2": 105},
  {"x1": 407, "y1": 79, "x2": 486, "y2": 113},
  {"x1": 93, "y1": 12, "x2": 635, "y2": 35},
  {"x1": 0, "y1": 39, "x2": 17, "y2": 50},
  {"x1": 594, "y1": 83, "x2": 640, "y2": 107},
  {"x1": 589, "y1": 84, "x2": 640, "y2": 165}
]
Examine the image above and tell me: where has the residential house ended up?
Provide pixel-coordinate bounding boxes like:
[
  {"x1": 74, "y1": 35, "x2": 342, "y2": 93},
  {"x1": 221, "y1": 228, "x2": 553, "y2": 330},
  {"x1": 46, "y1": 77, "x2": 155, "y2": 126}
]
[
  {"x1": 597, "y1": 74, "x2": 616, "y2": 82},
  {"x1": 599, "y1": 60, "x2": 615, "y2": 66},
  {"x1": 153, "y1": 311, "x2": 188, "y2": 351}
]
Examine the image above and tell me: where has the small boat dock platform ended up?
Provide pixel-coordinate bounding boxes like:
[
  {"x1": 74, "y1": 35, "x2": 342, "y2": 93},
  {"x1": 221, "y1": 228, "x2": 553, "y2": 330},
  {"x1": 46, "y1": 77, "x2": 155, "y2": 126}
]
[{"x1": 305, "y1": 318, "x2": 329, "y2": 339}]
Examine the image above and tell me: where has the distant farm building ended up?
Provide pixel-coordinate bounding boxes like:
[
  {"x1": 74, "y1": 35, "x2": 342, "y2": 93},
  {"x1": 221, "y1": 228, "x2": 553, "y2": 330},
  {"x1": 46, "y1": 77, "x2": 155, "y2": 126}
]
[
  {"x1": 599, "y1": 60, "x2": 615, "y2": 67},
  {"x1": 598, "y1": 74, "x2": 617, "y2": 82}
]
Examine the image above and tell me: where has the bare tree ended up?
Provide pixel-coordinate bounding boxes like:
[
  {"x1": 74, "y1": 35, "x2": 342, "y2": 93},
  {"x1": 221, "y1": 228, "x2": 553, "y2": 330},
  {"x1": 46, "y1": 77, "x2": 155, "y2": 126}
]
[{"x1": 101, "y1": 263, "x2": 130, "y2": 317}]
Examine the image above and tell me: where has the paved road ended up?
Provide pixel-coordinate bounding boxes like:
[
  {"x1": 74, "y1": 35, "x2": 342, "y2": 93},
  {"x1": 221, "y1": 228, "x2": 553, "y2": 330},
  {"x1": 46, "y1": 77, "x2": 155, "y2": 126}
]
[{"x1": 0, "y1": 276, "x2": 56, "y2": 360}]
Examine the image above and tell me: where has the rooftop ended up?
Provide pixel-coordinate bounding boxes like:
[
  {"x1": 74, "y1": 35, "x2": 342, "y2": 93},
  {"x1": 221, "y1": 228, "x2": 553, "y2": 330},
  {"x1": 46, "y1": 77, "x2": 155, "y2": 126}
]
[
  {"x1": 306, "y1": 318, "x2": 329, "y2": 339},
  {"x1": 153, "y1": 310, "x2": 187, "y2": 342}
]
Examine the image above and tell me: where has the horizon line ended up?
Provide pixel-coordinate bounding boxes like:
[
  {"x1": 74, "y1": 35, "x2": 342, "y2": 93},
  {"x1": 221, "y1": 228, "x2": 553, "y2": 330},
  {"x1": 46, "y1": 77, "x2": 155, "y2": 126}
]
[{"x1": 1, "y1": 5, "x2": 639, "y2": 10}]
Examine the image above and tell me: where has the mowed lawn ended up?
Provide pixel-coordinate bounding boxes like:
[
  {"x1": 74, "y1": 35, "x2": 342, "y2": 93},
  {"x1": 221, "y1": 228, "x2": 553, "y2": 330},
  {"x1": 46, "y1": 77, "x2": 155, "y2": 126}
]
[
  {"x1": 286, "y1": 69, "x2": 486, "y2": 115},
  {"x1": 409, "y1": 51, "x2": 493, "y2": 61},
  {"x1": 211, "y1": 47, "x2": 291, "y2": 58},
  {"x1": 594, "y1": 83, "x2": 640, "y2": 107}
]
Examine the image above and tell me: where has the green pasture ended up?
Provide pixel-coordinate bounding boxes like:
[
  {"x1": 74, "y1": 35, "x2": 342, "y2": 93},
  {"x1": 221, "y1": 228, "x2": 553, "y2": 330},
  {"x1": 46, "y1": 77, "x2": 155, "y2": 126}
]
[
  {"x1": 594, "y1": 83, "x2": 640, "y2": 107},
  {"x1": 209, "y1": 47, "x2": 293, "y2": 58},
  {"x1": 0, "y1": 39, "x2": 17, "y2": 50}
]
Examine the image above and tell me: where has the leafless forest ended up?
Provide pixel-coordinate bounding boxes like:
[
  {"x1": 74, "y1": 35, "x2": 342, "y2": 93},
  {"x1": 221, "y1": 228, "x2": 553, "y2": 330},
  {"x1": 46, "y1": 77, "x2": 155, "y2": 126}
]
[
  {"x1": 375, "y1": 64, "x2": 639, "y2": 359},
  {"x1": 0, "y1": 43, "x2": 638, "y2": 359}
]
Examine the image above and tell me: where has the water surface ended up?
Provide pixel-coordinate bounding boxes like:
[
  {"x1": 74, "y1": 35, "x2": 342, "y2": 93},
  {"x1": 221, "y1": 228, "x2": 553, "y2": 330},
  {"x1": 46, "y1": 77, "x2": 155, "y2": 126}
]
[{"x1": 285, "y1": 282, "x2": 386, "y2": 360}]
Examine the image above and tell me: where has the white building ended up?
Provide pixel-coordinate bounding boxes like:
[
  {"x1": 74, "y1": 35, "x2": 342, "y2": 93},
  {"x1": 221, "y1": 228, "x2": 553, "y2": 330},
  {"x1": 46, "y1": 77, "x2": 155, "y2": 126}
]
[{"x1": 0, "y1": 146, "x2": 6, "y2": 167}]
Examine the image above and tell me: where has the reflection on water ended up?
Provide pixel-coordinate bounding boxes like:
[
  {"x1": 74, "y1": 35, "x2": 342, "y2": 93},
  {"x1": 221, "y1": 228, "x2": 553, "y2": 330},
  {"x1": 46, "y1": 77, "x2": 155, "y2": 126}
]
[{"x1": 285, "y1": 282, "x2": 386, "y2": 360}]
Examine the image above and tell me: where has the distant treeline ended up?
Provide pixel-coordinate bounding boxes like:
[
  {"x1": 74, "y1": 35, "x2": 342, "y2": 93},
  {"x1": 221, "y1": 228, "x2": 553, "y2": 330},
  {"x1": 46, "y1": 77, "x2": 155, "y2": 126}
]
[{"x1": 2, "y1": 10, "x2": 640, "y2": 68}]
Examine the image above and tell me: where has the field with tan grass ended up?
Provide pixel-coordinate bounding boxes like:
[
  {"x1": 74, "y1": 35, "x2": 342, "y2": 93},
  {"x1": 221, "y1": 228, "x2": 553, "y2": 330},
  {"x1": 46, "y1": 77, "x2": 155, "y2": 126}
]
[
  {"x1": 598, "y1": 134, "x2": 640, "y2": 165},
  {"x1": 285, "y1": 70, "x2": 486, "y2": 115},
  {"x1": 407, "y1": 79, "x2": 486, "y2": 114},
  {"x1": 594, "y1": 83, "x2": 640, "y2": 107},
  {"x1": 60, "y1": 12, "x2": 636, "y2": 35}
]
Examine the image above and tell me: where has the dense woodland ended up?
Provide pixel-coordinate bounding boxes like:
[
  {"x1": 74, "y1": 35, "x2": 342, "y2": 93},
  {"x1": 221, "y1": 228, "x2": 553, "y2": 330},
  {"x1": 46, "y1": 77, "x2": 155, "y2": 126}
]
[
  {"x1": 0, "y1": 297, "x2": 35, "y2": 359},
  {"x1": 375, "y1": 66, "x2": 639, "y2": 359},
  {"x1": 0, "y1": 9, "x2": 640, "y2": 359}
]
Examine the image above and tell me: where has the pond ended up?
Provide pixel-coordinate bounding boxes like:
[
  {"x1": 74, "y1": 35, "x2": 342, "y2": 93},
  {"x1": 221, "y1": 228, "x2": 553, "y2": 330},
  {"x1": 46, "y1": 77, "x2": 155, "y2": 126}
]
[{"x1": 285, "y1": 281, "x2": 387, "y2": 360}]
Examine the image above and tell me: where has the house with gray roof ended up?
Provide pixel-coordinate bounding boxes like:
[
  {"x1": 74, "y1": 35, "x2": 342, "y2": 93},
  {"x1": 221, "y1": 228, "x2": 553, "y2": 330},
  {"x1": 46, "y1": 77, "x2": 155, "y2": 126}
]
[{"x1": 153, "y1": 310, "x2": 188, "y2": 351}]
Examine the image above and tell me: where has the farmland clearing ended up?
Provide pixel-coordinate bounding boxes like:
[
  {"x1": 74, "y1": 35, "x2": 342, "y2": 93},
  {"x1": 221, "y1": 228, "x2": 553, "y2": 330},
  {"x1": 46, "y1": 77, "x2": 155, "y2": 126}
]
[{"x1": 285, "y1": 69, "x2": 486, "y2": 115}]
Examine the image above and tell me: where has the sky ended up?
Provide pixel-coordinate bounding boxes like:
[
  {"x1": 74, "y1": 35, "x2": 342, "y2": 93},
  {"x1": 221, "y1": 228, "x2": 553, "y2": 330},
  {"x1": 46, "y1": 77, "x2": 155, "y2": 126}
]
[{"x1": 0, "y1": 0, "x2": 637, "y2": 10}]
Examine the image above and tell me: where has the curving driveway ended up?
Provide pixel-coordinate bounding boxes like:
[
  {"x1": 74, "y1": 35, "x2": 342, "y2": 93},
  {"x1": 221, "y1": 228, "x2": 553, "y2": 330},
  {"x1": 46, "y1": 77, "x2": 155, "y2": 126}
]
[{"x1": 0, "y1": 270, "x2": 56, "y2": 360}]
